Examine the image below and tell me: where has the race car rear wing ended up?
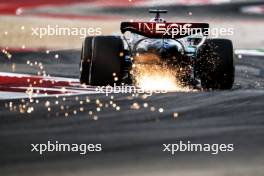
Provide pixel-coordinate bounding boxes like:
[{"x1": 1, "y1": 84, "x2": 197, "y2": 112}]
[{"x1": 121, "y1": 22, "x2": 209, "y2": 39}]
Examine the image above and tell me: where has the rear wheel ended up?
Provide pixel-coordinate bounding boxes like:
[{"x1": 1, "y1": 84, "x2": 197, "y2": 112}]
[
  {"x1": 80, "y1": 36, "x2": 124, "y2": 86},
  {"x1": 196, "y1": 39, "x2": 235, "y2": 89}
]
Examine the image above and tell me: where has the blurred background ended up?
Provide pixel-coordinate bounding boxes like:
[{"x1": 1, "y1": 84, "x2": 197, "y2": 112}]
[{"x1": 0, "y1": 0, "x2": 263, "y2": 51}]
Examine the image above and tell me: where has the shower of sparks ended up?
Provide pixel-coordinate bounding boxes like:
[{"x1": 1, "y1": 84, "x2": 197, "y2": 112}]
[
  {"x1": 132, "y1": 53, "x2": 192, "y2": 92},
  {"x1": 1, "y1": 39, "x2": 188, "y2": 122}
]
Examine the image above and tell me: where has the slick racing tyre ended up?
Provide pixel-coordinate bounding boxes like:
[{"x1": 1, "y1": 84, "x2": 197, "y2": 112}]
[
  {"x1": 80, "y1": 36, "x2": 124, "y2": 86},
  {"x1": 80, "y1": 36, "x2": 93, "y2": 84},
  {"x1": 196, "y1": 39, "x2": 235, "y2": 90}
]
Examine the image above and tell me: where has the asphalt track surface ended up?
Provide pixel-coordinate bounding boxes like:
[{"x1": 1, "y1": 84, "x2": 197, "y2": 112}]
[{"x1": 0, "y1": 49, "x2": 264, "y2": 176}]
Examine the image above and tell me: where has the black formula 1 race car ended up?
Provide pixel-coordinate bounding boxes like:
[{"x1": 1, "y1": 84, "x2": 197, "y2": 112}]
[{"x1": 80, "y1": 10, "x2": 234, "y2": 89}]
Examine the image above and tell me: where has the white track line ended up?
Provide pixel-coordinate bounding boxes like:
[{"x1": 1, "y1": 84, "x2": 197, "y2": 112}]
[{"x1": 235, "y1": 49, "x2": 264, "y2": 57}]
